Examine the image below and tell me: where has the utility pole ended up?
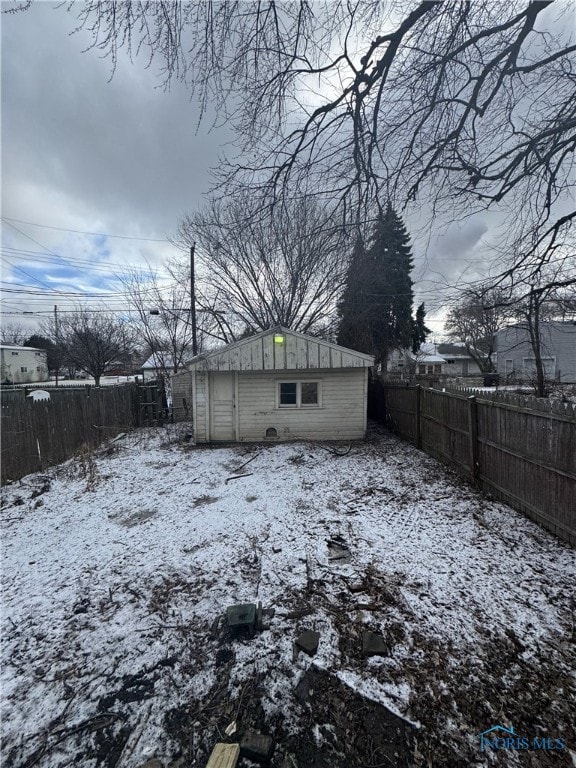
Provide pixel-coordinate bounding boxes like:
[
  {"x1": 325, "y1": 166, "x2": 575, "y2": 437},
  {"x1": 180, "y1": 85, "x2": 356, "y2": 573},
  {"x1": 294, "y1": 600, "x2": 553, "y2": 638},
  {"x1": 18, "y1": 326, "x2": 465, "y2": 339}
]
[
  {"x1": 190, "y1": 243, "x2": 198, "y2": 356},
  {"x1": 54, "y1": 304, "x2": 59, "y2": 387}
]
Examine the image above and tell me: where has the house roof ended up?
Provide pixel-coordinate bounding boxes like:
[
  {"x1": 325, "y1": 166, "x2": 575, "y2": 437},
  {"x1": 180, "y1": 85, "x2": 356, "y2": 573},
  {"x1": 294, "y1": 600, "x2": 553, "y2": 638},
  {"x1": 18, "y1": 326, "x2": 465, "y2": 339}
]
[
  {"x1": 415, "y1": 352, "x2": 446, "y2": 364},
  {"x1": 0, "y1": 345, "x2": 45, "y2": 353},
  {"x1": 496, "y1": 320, "x2": 576, "y2": 336},
  {"x1": 142, "y1": 353, "x2": 190, "y2": 370},
  {"x1": 186, "y1": 326, "x2": 375, "y2": 372},
  {"x1": 404, "y1": 343, "x2": 447, "y2": 364},
  {"x1": 436, "y1": 342, "x2": 482, "y2": 358}
]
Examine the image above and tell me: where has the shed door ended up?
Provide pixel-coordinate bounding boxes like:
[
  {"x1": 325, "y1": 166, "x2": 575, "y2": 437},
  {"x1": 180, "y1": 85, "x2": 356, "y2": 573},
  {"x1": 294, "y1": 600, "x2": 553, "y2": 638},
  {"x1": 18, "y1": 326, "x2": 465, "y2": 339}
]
[{"x1": 209, "y1": 372, "x2": 235, "y2": 441}]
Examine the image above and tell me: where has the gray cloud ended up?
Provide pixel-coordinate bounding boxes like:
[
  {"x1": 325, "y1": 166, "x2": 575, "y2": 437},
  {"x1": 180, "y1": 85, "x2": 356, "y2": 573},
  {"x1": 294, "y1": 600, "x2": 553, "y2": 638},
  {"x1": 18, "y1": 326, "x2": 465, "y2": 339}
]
[{"x1": 2, "y1": 4, "x2": 232, "y2": 240}]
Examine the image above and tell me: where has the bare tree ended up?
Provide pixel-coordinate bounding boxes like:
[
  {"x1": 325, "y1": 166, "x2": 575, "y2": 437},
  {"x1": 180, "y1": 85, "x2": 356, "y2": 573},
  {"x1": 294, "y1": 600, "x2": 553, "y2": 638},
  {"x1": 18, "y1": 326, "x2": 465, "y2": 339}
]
[
  {"x1": 53, "y1": 308, "x2": 135, "y2": 386},
  {"x1": 445, "y1": 287, "x2": 509, "y2": 373},
  {"x1": 507, "y1": 278, "x2": 576, "y2": 397},
  {"x1": 119, "y1": 263, "x2": 196, "y2": 378},
  {"x1": 177, "y1": 194, "x2": 347, "y2": 336},
  {"x1": 39, "y1": 1, "x2": 575, "y2": 285},
  {"x1": 0, "y1": 322, "x2": 28, "y2": 345}
]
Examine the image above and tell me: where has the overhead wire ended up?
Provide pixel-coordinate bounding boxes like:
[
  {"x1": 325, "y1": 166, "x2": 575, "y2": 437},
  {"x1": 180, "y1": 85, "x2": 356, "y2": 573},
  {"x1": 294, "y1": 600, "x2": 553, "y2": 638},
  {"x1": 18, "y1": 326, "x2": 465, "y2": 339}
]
[
  {"x1": 0, "y1": 247, "x2": 174, "y2": 277},
  {"x1": 2, "y1": 216, "x2": 172, "y2": 242}
]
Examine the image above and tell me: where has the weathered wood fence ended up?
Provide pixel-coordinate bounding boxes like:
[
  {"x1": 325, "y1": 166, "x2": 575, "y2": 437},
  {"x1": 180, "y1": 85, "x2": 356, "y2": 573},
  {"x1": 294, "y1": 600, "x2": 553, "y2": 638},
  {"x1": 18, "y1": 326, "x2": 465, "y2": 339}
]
[
  {"x1": 370, "y1": 382, "x2": 576, "y2": 546},
  {"x1": 1, "y1": 383, "x2": 165, "y2": 484}
]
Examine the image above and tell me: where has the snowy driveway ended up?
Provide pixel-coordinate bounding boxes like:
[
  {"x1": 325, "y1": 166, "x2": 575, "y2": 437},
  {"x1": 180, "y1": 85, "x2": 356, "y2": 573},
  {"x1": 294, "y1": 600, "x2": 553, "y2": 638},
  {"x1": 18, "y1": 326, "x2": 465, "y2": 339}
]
[{"x1": 1, "y1": 425, "x2": 574, "y2": 767}]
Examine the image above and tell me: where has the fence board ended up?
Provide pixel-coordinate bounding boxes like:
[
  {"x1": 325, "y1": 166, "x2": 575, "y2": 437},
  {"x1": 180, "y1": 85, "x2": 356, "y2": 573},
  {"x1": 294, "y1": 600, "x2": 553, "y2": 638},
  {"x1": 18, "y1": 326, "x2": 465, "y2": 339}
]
[
  {"x1": 420, "y1": 389, "x2": 471, "y2": 474},
  {"x1": 377, "y1": 382, "x2": 576, "y2": 546}
]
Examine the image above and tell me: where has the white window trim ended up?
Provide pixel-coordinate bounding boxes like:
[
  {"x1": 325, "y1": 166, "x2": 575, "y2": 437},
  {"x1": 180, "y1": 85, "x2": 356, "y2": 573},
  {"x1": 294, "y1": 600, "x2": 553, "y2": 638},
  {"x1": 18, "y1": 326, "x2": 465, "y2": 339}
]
[{"x1": 277, "y1": 380, "x2": 322, "y2": 409}]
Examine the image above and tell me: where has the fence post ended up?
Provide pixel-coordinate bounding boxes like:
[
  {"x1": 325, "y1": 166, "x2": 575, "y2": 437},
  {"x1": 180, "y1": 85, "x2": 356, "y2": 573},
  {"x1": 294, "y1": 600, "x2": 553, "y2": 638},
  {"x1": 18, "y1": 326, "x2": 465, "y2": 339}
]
[
  {"x1": 415, "y1": 385, "x2": 422, "y2": 449},
  {"x1": 468, "y1": 395, "x2": 479, "y2": 482}
]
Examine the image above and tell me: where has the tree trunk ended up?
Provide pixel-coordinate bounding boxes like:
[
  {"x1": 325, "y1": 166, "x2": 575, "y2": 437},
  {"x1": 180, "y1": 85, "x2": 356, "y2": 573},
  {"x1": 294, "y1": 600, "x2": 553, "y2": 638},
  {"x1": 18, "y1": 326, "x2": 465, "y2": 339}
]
[{"x1": 526, "y1": 291, "x2": 546, "y2": 398}]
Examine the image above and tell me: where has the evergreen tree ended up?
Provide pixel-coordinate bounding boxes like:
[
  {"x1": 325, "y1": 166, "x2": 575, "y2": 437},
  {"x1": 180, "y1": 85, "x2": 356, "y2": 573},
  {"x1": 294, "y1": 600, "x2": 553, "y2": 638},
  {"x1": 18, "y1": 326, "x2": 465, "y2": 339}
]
[
  {"x1": 338, "y1": 203, "x2": 425, "y2": 367},
  {"x1": 337, "y1": 236, "x2": 372, "y2": 352},
  {"x1": 411, "y1": 303, "x2": 431, "y2": 354},
  {"x1": 23, "y1": 333, "x2": 65, "y2": 375}
]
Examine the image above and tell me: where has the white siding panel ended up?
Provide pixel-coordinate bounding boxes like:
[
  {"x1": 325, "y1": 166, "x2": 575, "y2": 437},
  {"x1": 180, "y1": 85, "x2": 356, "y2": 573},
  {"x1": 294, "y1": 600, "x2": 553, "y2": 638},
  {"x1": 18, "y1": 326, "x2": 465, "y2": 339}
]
[
  {"x1": 251, "y1": 340, "x2": 263, "y2": 370},
  {"x1": 171, "y1": 371, "x2": 193, "y2": 422},
  {"x1": 263, "y1": 334, "x2": 275, "y2": 370},
  {"x1": 230, "y1": 347, "x2": 241, "y2": 369},
  {"x1": 319, "y1": 345, "x2": 331, "y2": 368},
  {"x1": 190, "y1": 329, "x2": 373, "y2": 372},
  {"x1": 240, "y1": 343, "x2": 252, "y2": 369},
  {"x1": 286, "y1": 334, "x2": 297, "y2": 369},
  {"x1": 308, "y1": 342, "x2": 319, "y2": 369},
  {"x1": 237, "y1": 369, "x2": 367, "y2": 441},
  {"x1": 342, "y1": 352, "x2": 360, "y2": 367},
  {"x1": 194, "y1": 371, "x2": 208, "y2": 442},
  {"x1": 296, "y1": 337, "x2": 308, "y2": 369}
]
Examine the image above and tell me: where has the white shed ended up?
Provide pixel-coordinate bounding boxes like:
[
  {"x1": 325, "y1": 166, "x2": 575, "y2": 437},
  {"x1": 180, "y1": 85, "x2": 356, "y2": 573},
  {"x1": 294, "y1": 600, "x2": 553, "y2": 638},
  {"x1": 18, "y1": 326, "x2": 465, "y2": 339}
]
[{"x1": 172, "y1": 327, "x2": 374, "y2": 442}]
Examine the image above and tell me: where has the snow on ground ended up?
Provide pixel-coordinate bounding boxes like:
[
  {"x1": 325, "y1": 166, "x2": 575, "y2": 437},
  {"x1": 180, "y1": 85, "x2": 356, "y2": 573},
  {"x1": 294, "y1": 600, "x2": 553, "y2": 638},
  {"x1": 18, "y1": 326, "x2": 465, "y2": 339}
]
[
  {"x1": 1, "y1": 424, "x2": 574, "y2": 767},
  {"x1": 25, "y1": 376, "x2": 140, "y2": 388}
]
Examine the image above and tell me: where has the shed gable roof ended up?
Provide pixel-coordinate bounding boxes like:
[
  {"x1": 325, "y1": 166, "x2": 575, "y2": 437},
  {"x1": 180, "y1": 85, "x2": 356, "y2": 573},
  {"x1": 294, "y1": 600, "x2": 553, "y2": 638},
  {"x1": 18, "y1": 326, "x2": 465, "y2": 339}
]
[{"x1": 186, "y1": 327, "x2": 374, "y2": 372}]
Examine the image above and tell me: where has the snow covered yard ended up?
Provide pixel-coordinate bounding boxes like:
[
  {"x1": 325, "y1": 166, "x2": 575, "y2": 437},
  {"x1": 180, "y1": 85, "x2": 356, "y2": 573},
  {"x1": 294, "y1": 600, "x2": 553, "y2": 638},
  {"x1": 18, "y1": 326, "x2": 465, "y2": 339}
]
[{"x1": 1, "y1": 425, "x2": 574, "y2": 768}]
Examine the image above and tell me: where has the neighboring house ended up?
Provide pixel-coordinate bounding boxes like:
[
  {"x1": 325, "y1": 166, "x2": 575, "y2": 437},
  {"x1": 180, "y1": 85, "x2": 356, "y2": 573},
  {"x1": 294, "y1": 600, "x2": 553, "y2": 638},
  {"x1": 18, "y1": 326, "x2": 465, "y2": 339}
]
[
  {"x1": 495, "y1": 321, "x2": 576, "y2": 383},
  {"x1": 141, "y1": 353, "x2": 189, "y2": 381},
  {"x1": 171, "y1": 326, "x2": 374, "y2": 442},
  {"x1": 0, "y1": 345, "x2": 49, "y2": 384},
  {"x1": 388, "y1": 342, "x2": 483, "y2": 376},
  {"x1": 435, "y1": 342, "x2": 485, "y2": 376}
]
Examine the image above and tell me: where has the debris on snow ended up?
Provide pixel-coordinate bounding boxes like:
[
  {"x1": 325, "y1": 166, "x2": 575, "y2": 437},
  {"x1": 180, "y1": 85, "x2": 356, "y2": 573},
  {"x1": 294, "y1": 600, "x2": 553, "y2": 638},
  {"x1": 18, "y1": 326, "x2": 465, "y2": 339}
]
[
  {"x1": 239, "y1": 730, "x2": 275, "y2": 763},
  {"x1": 362, "y1": 630, "x2": 389, "y2": 657},
  {"x1": 295, "y1": 629, "x2": 321, "y2": 657}
]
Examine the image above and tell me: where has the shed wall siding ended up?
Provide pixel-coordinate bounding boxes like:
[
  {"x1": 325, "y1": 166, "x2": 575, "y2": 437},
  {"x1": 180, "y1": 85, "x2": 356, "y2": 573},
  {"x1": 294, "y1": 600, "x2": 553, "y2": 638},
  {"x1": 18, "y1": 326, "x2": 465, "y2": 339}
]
[
  {"x1": 194, "y1": 371, "x2": 208, "y2": 441},
  {"x1": 235, "y1": 369, "x2": 367, "y2": 441},
  {"x1": 192, "y1": 330, "x2": 373, "y2": 372},
  {"x1": 171, "y1": 372, "x2": 193, "y2": 422}
]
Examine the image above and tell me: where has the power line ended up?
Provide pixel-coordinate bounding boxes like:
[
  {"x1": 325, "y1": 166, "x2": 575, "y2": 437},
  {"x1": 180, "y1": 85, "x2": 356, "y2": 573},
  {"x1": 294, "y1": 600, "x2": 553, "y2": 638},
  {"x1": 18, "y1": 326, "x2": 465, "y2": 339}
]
[
  {"x1": 0, "y1": 247, "x2": 173, "y2": 277},
  {"x1": 2, "y1": 216, "x2": 172, "y2": 243}
]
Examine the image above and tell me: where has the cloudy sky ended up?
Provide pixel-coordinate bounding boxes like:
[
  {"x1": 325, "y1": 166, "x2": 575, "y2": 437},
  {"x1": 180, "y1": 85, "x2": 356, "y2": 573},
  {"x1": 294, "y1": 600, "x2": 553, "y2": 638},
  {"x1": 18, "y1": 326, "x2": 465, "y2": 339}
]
[
  {"x1": 1, "y1": 2, "x2": 493, "y2": 340},
  {"x1": 1, "y1": 1, "x2": 235, "y2": 334}
]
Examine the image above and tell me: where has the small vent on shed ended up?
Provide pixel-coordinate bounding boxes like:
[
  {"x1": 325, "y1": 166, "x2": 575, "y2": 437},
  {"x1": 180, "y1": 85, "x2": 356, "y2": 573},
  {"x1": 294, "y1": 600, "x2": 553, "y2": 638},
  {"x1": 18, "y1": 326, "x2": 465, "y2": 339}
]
[{"x1": 265, "y1": 427, "x2": 278, "y2": 439}]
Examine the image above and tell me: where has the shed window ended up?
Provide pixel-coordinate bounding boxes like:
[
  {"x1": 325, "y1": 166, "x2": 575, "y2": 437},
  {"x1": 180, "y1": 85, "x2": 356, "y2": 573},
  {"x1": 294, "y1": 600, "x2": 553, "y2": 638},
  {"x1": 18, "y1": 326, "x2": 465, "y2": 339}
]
[
  {"x1": 279, "y1": 383, "x2": 297, "y2": 406},
  {"x1": 20, "y1": 367, "x2": 27, "y2": 372},
  {"x1": 278, "y1": 381, "x2": 320, "y2": 408},
  {"x1": 301, "y1": 382, "x2": 318, "y2": 405}
]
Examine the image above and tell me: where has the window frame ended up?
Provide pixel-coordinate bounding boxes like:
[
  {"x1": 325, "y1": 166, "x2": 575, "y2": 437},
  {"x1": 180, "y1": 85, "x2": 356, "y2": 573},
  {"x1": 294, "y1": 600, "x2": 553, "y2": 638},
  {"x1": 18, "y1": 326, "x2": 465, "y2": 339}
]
[{"x1": 277, "y1": 380, "x2": 321, "y2": 409}]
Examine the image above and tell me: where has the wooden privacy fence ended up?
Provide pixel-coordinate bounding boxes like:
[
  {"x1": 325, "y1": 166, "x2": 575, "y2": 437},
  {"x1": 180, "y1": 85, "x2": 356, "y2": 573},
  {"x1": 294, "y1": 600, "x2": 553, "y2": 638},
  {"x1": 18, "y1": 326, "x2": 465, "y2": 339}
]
[
  {"x1": 372, "y1": 382, "x2": 576, "y2": 546},
  {"x1": 1, "y1": 383, "x2": 165, "y2": 484}
]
